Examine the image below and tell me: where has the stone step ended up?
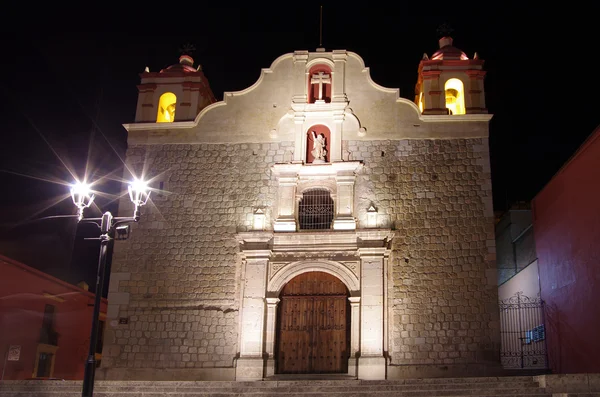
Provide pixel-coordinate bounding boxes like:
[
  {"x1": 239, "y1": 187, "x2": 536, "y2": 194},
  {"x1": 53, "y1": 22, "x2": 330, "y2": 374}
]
[
  {"x1": 0, "y1": 380, "x2": 542, "y2": 389},
  {"x1": 0, "y1": 385, "x2": 545, "y2": 394},
  {"x1": 553, "y1": 394, "x2": 600, "y2": 397},
  {"x1": 0, "y1": 380, "x2": 543, "y2": 391},
  {"x1": 0, "y1": 377, "x2": 554, "y2": 397},
  {"x1": 0, "y1": 389, "x2": 552, "y2": 397}
]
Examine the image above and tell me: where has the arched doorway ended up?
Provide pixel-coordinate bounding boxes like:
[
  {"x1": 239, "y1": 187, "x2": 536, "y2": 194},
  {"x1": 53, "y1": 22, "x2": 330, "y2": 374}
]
[{"x1": 276, "y1": 271, "x2": 350, "y2": 374}]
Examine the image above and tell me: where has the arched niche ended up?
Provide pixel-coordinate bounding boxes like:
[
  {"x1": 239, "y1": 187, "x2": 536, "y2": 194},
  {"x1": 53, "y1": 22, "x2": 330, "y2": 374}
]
[
  {"x1": 308, "y1": 64, "x2": 332, "y2": 103},
  {"x1": 444, "y1": 78, "x2": 465, "y2": 115},
  {"x1": 306, "y1": 124, "x2": 331, "y2": 163},
  {"x1": 156, "y1": 92, "x2": 177, "y2": 122}
]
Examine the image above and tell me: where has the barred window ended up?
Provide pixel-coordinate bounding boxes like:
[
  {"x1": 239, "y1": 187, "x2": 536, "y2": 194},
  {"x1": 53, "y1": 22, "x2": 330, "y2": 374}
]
[{"x1": 298, "y1": 188, "x2": 334, "y2": 230}]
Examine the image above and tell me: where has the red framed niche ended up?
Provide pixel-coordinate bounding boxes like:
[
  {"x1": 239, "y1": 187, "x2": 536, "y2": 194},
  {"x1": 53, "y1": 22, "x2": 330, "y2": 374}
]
[
  {"x1": 306, "y1": 125, "x2": 330, "y2": 163},
  {"x1": 308, "y1": 65, "x2": 332, "y2": 103}
]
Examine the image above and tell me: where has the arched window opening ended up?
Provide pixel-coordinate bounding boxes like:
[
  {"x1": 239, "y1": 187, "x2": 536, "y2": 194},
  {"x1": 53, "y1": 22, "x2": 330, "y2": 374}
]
[
  {"x1": 156, "y1": 92, "x2": 177, "y2": 122},
  {"x1": 298, "y1": 189, "x2": 333, "y2": 230},
  {"x1": 444, "y1": 78, "x2": 465, "y2": 115},
  {"x1": 418, "y1": 92, "x2": 424, "y2": 113}
]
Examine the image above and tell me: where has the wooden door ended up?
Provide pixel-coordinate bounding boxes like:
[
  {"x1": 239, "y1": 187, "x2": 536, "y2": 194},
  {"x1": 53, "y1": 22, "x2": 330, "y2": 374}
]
[{"x1": 276, "y1": 272, "x2": 349, "y2": 374}]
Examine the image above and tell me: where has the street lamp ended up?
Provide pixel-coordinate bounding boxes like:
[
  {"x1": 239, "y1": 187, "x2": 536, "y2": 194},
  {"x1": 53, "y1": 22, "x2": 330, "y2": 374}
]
[{"x1": 70, "y1": 178, "x2": 150, "y2": 397}]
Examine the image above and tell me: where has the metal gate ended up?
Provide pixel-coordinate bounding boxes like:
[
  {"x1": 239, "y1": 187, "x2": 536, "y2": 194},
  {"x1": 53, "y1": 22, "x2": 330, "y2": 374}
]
[{"x1": 499, "y1": 292, "x2": 548, "y2": 369}]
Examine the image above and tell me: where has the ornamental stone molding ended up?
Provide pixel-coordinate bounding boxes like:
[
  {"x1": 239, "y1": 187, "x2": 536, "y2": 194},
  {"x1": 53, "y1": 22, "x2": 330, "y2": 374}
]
[{"x1": 272, "y1": 161, "x2": 363, "y2": 232}]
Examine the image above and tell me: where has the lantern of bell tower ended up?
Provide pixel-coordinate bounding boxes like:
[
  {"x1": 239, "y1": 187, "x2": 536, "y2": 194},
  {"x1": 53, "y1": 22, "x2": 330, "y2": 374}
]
[
  {"x1": 134, "y1": 52, "x2": 216, "y2": 123},
  {"x1": 415, "y1": 31, "x2": 487, "y2": 116}
]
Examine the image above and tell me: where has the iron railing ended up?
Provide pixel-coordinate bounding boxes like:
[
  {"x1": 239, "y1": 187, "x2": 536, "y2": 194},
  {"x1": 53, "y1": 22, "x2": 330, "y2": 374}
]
[{"x1": 298, "y1": 189, "x2": 333, "y2": 230}]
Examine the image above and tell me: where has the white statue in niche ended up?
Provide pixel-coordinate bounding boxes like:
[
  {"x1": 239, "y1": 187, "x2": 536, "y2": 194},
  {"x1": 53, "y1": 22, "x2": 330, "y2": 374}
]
[{"x1": 311, "y1": 131, "x2": 327, "y2": 163}]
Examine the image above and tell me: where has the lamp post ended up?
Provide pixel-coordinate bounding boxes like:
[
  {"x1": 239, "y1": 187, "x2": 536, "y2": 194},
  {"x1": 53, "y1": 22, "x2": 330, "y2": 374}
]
[{"x1": 70, "y1": 178, "x2": 150, "y2": 397}]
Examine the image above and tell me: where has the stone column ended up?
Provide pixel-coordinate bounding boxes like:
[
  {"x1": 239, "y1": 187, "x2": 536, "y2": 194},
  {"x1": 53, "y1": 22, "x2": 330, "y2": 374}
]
[
  {"x1": 357, "y1": 246, "x2": 388, "y2": 379},
  {"x1": 264, "y1": 297, "x2": 280, "y2": 377},
  {"x1": 292, "y1": 51, "x2": 309, "y2": 104},
  {"x1": 348, "y1": 296, "x2": 360, "y2": 376},
  {"x1": 293, "y1": 113, "x2": 306, "y2": 163},
  {"x1": 330, "y1": 109, "x2": 344, "y2": 162},
  {"x1": 235, "y1": 233, "x2": 272, "y2": 381},
  {"x1": 422, "y1": 70, "x2": 447, "y2": 115},
  {"x1": 272, "y1": 165, "x2": 299, "y2": 231},
  {"x1": 333, "y1": 171, "x2": 356, "y2": 230},
  {"x1": 331, "y1": 50, "x2": 348, "y2": 103}
]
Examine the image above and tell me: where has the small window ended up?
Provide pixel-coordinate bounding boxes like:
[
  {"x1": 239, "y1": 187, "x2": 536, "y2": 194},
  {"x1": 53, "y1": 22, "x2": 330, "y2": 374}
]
[
  {"x1": 298, "y1": 189, "x2": 334, "y2": 230},
  {"x1": 156, "y1": 92, "x2": 177, "y2": 122}
]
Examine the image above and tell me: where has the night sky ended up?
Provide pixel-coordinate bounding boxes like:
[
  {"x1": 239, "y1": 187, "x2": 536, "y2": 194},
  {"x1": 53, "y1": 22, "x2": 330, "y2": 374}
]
[{"x1": 1, "y1": 6, "x2": 598, "y2": 291}]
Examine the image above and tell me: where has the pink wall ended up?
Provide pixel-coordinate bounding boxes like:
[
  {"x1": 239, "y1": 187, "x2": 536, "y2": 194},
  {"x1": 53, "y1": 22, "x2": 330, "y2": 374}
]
[
  {"x1": 532, "y1": 127, "x2": 600, "y2": 374},
  {"x1": 0, "y1": 255, "x2": 107, "y2": 380}
]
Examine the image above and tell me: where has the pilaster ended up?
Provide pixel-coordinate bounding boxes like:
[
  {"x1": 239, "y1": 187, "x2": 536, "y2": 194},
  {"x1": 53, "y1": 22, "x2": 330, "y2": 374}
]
[
  {"x1": 356, "y1": 230, "x2": 393, "y2": 379},
  {"x1": 292, "y1": 51, "x2": 309, "y2": 104},
  {"x1": 348, "y1": 296, "x2": 361, "y2": 376},
  {"x1": 264, "y1": 297, "x2": 280, "y2": 377},
  {"x1": 331, "y1": 50, "x2": 348, "y2": 103},
  {"x1": 235, "y1": 233, "x2": 273, "y2": 381},
  {"x1": 273, "y1": 168, "x2": 300, "y2": 231},
  {"x1": 333, "y1": 170, "x2": 357, "y2": 230}
]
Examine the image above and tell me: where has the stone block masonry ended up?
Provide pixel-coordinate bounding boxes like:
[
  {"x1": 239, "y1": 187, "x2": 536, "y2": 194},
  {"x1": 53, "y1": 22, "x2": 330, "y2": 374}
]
[
  {"x1": 101, "y1": 142, "x2": 293, "y2": 379},
  {"x1": 346, "y1": 137, "x2": 499, "y2": 374},
  {"x1": 100, "y1": 137, "x2": 499, "y2": 380}
]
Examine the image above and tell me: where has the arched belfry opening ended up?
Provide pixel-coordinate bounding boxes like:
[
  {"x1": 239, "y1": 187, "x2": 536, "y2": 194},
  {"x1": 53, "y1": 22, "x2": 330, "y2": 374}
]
[
  {"x1": 445, "y1": 78, "x2": 465, "y2": 115},
  {"x1": 276, "y1": 271, "x2": 350, "y2": 374},
  {"x1": 156, "y1": 92, "x2": 177, "y2": 122},
  {"x1": 308, "y1": 64, "x2": 332, "y2": 103}
]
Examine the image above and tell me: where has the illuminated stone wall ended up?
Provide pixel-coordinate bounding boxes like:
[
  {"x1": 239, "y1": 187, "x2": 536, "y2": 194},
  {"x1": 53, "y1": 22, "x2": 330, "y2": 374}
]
[
  {"x1": 349, "y1": 137, "x2": 499, "y2": 377},
  {"x1": 99, "y1": 137, "x2": 498, "y2": 380},
  {"x1": 99, "y1": 142, "x2": 290, "y2": 380}
]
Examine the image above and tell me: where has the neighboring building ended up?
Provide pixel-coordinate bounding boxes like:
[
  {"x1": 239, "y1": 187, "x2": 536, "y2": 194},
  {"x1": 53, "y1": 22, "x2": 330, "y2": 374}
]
[
  {"x1": 532, "y1": 125, "x2": 600, "y2": 374},
  {"x1": 495, "y1": 203, "x2": 537, "y2": 288},
  {"x1": 0, "y1": 254, "x2": 107, "y2": 380},
  {"x1": 495, "y1": 205, "x2": 545, "y2": 370},
  {"x1": 100, "y1": 35, "x2": 499, "y2": 381}
]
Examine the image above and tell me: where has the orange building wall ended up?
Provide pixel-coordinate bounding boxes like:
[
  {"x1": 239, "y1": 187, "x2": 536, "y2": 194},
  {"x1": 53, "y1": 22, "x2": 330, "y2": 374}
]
[{"x1": 0, "y1": 255, "x2": 107, "y2": 380}]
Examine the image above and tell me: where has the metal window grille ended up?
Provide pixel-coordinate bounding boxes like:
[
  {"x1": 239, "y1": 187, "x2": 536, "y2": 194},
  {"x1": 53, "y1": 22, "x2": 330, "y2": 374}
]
[
  {"x1": 499, "y1": 292, "x2": 548, "y2": 369},
  {"x1": 298, "y1": 189, "x2": 333, "y2": 230}
]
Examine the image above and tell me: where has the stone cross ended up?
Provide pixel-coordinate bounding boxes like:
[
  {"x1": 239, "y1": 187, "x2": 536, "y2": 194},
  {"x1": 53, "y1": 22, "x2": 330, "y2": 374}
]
[{"x1": 310, "y1": 72, "x2": 331, "y2": 101}]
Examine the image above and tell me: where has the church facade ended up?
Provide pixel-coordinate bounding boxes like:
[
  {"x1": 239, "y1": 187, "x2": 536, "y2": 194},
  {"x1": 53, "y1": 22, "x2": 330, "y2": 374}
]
[{"x1": 99, "y1": 36, "x2": 499, "y2": 381}]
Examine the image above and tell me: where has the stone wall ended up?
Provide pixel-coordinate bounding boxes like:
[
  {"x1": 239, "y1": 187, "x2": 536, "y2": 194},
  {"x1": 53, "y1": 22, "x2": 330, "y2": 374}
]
[
  {"x1": 347, "y1": 138, "x2": 499, "y2": 373},
  {"x1": 101, "y1": 142, "x2": 293, "y2": 376},
  {"x1": 102, "y1": 137, "x2": 498, "y2": 378}
]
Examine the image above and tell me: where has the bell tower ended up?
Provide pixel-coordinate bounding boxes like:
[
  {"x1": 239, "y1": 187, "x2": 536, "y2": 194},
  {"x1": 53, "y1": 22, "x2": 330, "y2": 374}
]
[
  {"x1": 134, "y1": 51, "x2": 216, "y2": 123},
  {"x1": 415, "y1": 28, "x2": 487, "y2": 115}
]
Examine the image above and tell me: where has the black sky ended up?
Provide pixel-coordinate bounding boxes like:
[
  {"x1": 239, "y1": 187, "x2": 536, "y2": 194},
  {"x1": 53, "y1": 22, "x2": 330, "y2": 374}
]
[{"x1": 1, "y1": 6, "x2": 598, "y2": 289}]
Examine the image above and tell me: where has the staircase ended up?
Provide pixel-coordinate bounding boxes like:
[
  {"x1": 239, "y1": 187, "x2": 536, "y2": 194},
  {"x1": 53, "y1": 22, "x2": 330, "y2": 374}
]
[{"x1": 1, "y1": 376, "x2": 599, "y2": 397}]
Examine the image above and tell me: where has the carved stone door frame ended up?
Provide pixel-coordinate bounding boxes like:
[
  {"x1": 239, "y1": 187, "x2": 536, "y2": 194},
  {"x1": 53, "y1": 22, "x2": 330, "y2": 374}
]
[{"x1": 235, "y1": 229, "x2": 392, "y2": 381}]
